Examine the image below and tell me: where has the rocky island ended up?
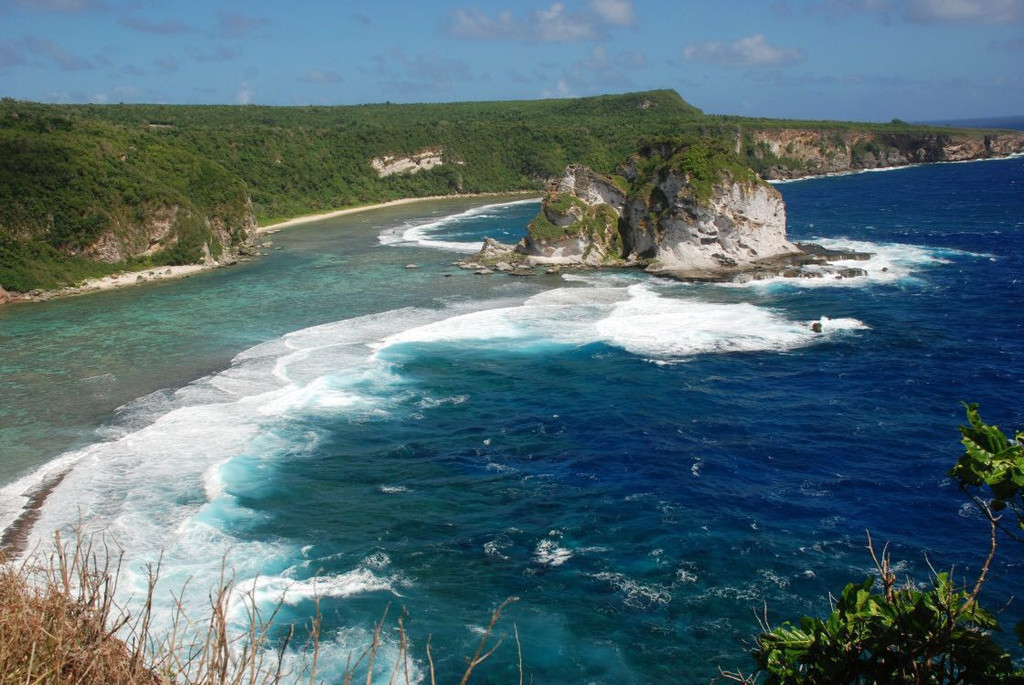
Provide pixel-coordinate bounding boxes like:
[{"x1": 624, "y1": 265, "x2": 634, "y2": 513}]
[
  {"x1": 464, "y1": 137, "x2": 870, "y2": 283},
  {"x1": 3, "y1": 90, "x2": 1021, "y2": 301}
]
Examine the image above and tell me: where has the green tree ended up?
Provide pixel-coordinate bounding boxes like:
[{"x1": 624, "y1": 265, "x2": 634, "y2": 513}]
[{"x1": 722, "y1": 405, "x2": 1024, "y2": 685}]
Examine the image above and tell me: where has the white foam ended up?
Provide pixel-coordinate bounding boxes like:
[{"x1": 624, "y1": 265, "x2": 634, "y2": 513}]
[
  {"x1": 376, "y1": 282, "x2": 862, "y2": 362},
  {"x1": 202, "y1": 458, "x2": 230, "y2": 501},
  {"x1": 378, "y1": 198, "x2": 539, "y2": 252},
  {"x1": 591, "y1": 571, "x2": 673, "y2": 608},
  {"x1": 1, "y1": 273, "x2": 868, "y2": 674},
  {"x1": 720, "y1": 237, "x2": 971, "y2": 290},
  {"x1": 535, "y1": 543, "x2": 570, "y2": 566},
  {"x1": 767, "y1": 154, "x2": 1024, "y2": 185},
  {"x1": 676, "y1": 568, "x2": 699, "y2": 584},
  {"x1": 235, "y1": 567, "x2": 395, "y2": 611},
  {"x1": 534, "y1": 537, "x2": 573, "y2": 567}
]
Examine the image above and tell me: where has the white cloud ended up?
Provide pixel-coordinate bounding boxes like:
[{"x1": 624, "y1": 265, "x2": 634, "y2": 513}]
[
  {"x1": 368, "y1": 50, "x2": 475, "y2": 94},
  {"x1": 0, "y1": 41, "x2": 26, "y2": 68},
  {"x1": 446, "y1": 1, "x2": 632, "y2": 42},
  {"x1": 12, "y1": 0, "x2": 104, "y2": 12},
  {"x1": 117, "y1": 16, "x2": 194, "y2": 35},
  {"x1": 557, "y1": 45, "x2": 647, "y2": 91},
  {"x1": 542, "y1": 78, "x2": 575, "y2": 98},
  {"x1": 803, "y1": 0, "x2": 1023, "y2": 23},
  {"x1": 235, "y1": 80, "x2": 253, "y2": 105},
  {"x1": 683, "y1": 34, "x2": 804, "y2": 68},
  {"x1": 534, "y1": 3, "x2": 600, "y2": 41},
  {"x1": 216, "y1": 11, "x2": 270, "y2": 39},
  {"x1": 20, "y1": 36, "x2": 93, "y2": 70},
  {"x1": 153, "y1": 57, "x2": 178, "y2": 72},
  {"x1": 588, "y1": 0, "x2": 635, "y2": 26},
  {"x1": 446, "y1": 8, "x2": 522, "y2": 39},
  {"x1": 806, "y1": 0, "x2": 895, "y2": 18},
  {"x1": 906, "y1": 0, "x2": 1024, "y2": 23},
  {"x1": 301, "y1": 69, "x2": 342, "y2": 84}
]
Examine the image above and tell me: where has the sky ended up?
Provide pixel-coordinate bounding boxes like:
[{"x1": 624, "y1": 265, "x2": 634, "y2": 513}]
[{"x1": 0, "y1": 0, "x2": 1022, "y2": 121}]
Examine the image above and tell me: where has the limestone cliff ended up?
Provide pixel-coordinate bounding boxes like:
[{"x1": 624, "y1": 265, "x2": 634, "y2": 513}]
[
  {"x1": 745, "y1": 128, "x2": 1024, "y2": 180},
  {"x1": 370, "y1": 147, "x2": 447, "y2": 178},
  {"x1": 518, "y1": 165, "x2": 626, "y2": 266},
  {"x1": 512, "y1": 139, "x2": 818, "y2": 280},
  {"x1": 81, "y1": 202, "x2": 258, "y2": 265},
  {"x1": 479, "y1": 139, "x2": 874, "y2": 282}
]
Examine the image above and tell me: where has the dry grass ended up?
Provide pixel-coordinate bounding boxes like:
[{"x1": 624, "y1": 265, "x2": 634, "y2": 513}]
[
  {"x1": 0, "y1": 531, "x2": 157, "y2": 684},
  {"x1": 0, "y1": 528, "x2": 521, "y2": 684}
]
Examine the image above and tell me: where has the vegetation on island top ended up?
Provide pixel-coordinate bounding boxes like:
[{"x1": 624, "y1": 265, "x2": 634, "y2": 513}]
[
  {"x1": 1, "y1": 89, "x2": 1015, "y2": 293},
  {"x1": 525, "y1": 134, "x2": 762, "y2": 247}
]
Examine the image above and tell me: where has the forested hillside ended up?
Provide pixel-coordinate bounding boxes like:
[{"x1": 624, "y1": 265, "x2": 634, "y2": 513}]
[{"x1": 1, "y1": 89, "x2": 1020, "y2": 294}]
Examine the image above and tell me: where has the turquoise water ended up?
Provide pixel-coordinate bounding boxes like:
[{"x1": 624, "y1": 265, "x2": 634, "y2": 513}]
[{"x1": 1, "y1": 161, "x2": 1022, "y2": 682}]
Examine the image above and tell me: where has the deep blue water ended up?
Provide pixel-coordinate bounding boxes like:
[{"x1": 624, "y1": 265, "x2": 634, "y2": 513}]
[{"x1": 2, "y1": 159, "x2": 1022, "y2": 683}]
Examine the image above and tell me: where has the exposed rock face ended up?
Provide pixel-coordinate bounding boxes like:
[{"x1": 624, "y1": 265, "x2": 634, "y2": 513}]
[
  {"x1": 749, "y1": 129, "x2": 1024, "y2": 180},
  {"x1": 490, "y1": 141, "x2": 871, "y2": 282},
  {"x1": 513, "y1": 144, "x2": 800, "y2": 278},
  {"x1": 518, "y1": 165, "x2": 625, "y2": 266},
  {"x1": 0, "y1": 284, "x2": 10, "y2": 305},
  {"x1": 370, "y1": 147, "x2": 446, "y2": 177},
  {"x1": 624, "y1": 169, "x2": 798, "y2": 274},
  {"x1": 79, "y1": 203, "x2": 258, "y2": 266}
]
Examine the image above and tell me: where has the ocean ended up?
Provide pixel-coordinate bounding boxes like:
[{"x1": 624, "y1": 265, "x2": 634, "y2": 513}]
[{"x1": 1, "y1": 157, "x2": 1022, "y2": 683}]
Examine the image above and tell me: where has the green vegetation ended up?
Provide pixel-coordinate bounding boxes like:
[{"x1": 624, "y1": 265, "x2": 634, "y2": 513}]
[
  {"x1": 637, "y1": 135, "x2": 762, "y2": 202},
  {"x1": 2, "y1": 89, "x2": 1017, "y2": 293},
  {"x1": 11, "y1": 90, "x2": 699, "y2": 224},
  {"x1": 0, "y1": 90, "x2": 704, "y2": 291},
  {"x1": 725, "y1": 406, "x2": 1024, "y2": 684},
  {"x1": 524, "y1": 211, "x2": 568, "y2": 242},
  {"x1": 0, "y1": 240, "x2": 124, "y2": 292},
  {"x1": 0, "y1": 100, "x2": 252, "y2": 292},
  {"x1": 525, "y1": 189, "x2": 622, "y2": 256},
  {"x1": 525, "y1": 134, "x2": 764, "y2": 251}
]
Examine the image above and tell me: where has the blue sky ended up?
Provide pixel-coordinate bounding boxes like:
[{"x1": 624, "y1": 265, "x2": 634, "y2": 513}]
[{"x1": 0, "y1": 0, "x2": 1021, "y2": 121}]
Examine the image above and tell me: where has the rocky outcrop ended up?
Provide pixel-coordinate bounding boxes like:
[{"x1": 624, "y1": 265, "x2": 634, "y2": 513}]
[
  {"x1": 370, "y1": 147, "x2": 446, "y2": 177},
  {"x1": 518, "y1": 166, "x2": 626, "y2": 266},
  {"x1": 622, "y1": 168, "x2": 799, "y2": 276},
  {"x1": 475, "y1": 140, "x2": 871, "y2": 282},
  {"x1": 748, "y1": 129, "x2": 1024, "y2": 180},
  {"x1": 0, "y1": 284, "x2": 10, "y2": 305},
  {"x1": 79, "y1": 203, "x2": 257, "y2": 267}
]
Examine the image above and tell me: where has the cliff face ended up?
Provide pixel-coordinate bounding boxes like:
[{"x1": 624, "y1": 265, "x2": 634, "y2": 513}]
[
  {"x1": 748, "y1": 129, "x2": 1024, "y2": 180},
  {"x1": 620, "y1": 167, "x2": 797, "y2": 273},
  {"x1": 519, "y1": 166, "x2": 626, "y2": 266},
  {"x1": 515, "y1": 141, "x2": 799, "y2": 276},
  {"x1": 80, "y1": 203, "x2": 258, "y2": 265}
]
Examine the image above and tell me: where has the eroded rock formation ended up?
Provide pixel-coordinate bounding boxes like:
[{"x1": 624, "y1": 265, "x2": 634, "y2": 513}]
[{"x1": 475, "y1": 139, "x2": 872, "y2": 282}]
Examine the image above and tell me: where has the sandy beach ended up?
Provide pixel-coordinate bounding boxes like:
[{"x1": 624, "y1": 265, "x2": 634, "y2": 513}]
[
  {"x1": 257, "y1": 190, "x2": 538, "y2": 234},
  {"x1": 2, "y1": 191, "x2": 539, "y2": 306},
  {"x1": 6, "y1": 263, "x2": 218, "y2": 305}
]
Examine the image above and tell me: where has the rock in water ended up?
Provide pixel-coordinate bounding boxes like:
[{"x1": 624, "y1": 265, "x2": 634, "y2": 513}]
[
  {"x1": 0, "y1": 284, "x2": 10, "y2": 305},
  {"x1": 500, "y1": 138, "x2": 872, "y2": 282}
]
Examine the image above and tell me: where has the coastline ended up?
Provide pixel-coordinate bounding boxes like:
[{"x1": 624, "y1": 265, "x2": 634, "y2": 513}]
[
  {"x1": 766, "y1": 150, "x2": 1024, "y2": 185},
  {"x1": 2, "y1": 191, "x2": 540, "y2": 307},
  {"x1": 256, "y1": 190, "x2": 539, "y2": 234},
  {"x1": 0, "y1": 471, "x2": 68, "y2": 558},
  {"x1": 4, "y1": 263, "x2": 219, "y2": 306},
  {"x1": 8, "y1": 150, "x2": 1022, "y2": 304}
]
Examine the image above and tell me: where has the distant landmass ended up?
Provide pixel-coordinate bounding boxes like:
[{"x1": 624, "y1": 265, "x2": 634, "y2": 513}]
[
  {"x1": 921, "y1": 116, "x2": 1024, "y2": 131},
  {"x1": 2, "y1": 90, "x2": 1023, "y2": 296}
]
